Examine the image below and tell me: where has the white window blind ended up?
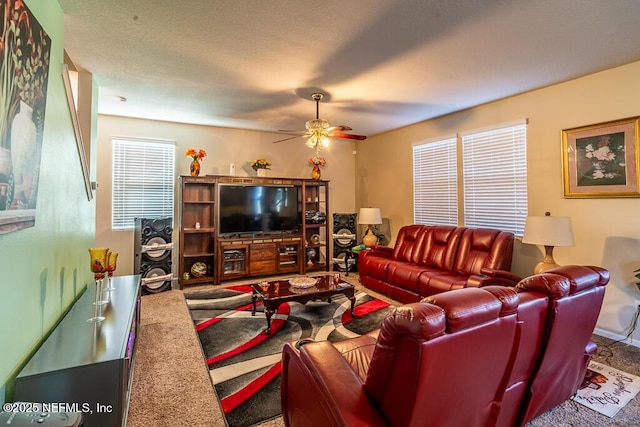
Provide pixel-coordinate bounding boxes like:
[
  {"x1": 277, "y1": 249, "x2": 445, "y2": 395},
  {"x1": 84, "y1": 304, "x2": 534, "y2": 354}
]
[
  {"x1": 413, "y1": 137, "x2": 458, "y2": 226},
  {"x1": 461, "y1": 122, "x2": 528, "y2": 236},
  {"x1": 112, "y1": 138, "x2": 175, "y2": 230}
]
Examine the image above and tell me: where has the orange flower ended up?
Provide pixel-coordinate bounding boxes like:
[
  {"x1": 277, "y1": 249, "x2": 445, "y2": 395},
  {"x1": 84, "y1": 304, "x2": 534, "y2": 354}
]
[
  {"x1": 185, "y1": 148, "x2": 207, "y2": 160},
  {"x1": 308, "y1": 156, "x2": 326, "y2": 167}
]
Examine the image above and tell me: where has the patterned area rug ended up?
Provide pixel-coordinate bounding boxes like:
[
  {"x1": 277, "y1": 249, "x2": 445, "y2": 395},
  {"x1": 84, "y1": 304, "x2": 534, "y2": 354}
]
[
  {"x1": 185, "y1": 283, "x2": 392, "y2": 427},
  {"x1": 572, "y1": 360, "x2": 640, "y2": 418}
]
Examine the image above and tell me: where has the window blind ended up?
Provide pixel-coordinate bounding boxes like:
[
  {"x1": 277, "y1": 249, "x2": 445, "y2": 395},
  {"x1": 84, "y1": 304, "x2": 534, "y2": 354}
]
[
  {"x1": 112, "y1": 138, "x2": 175, "y2": 230},
  {"x1": 413, "y1": 137, "x2": 458, "y2": 226},
  {"x1": 461, "y1": 122, "x2": 528, "y2": 236}
]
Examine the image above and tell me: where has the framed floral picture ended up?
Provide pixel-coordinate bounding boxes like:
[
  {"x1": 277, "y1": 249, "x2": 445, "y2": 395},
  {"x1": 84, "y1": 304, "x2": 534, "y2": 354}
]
[
  {"x1": 1, "y1": 0, "x2": 52, "y2": 233},
  {"x1": 562, "y1": 117, "x2": 640, "y2": 198}
]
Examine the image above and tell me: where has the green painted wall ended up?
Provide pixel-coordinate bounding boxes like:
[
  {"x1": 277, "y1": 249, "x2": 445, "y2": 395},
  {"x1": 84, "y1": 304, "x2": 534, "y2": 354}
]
[{"x1": 0, "y1": 0, "x2": 95, "y2": 396}]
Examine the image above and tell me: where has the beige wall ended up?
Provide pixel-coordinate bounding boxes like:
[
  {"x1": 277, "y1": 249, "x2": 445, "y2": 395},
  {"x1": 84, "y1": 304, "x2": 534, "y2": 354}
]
[
  {"x1": 356, "y1": 61, "x2": 640, "y2": 342},
  {"x1": 95, "y1": 116, "x2": 358, "y2": 277}
]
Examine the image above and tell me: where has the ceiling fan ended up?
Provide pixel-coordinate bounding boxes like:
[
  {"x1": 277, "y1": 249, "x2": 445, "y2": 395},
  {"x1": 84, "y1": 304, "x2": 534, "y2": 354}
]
[{"x1": 272, "y1": 93, "x2": 367, "y2": 147}]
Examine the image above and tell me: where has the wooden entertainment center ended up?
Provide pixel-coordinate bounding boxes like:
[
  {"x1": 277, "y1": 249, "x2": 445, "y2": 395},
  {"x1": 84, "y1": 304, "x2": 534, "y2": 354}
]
[{"x1": 178, "y1": 175, "x2": 329, "y2": 288}]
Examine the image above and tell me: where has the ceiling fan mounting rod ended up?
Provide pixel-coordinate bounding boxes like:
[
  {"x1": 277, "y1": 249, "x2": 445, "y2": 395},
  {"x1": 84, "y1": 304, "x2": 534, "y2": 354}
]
[{"x1": 311, "y1": 92, "x2": 324, "y2": 120}]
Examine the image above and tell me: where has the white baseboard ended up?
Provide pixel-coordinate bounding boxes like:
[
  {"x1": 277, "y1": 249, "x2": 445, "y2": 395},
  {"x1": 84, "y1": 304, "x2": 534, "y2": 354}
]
[{"x1": 594, "y1": 327, "x2": 640, "y2": 348}]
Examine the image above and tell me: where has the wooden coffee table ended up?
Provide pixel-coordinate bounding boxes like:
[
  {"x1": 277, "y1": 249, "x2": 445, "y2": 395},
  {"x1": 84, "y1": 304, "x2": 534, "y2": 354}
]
[{"x1": 251, "y1": 275, "x2": 356, "y2": 335}]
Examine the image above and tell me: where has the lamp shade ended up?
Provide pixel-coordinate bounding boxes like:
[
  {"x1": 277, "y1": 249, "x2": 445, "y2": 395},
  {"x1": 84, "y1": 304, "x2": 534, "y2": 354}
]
[
  {"x1": 358, "y1": 208, "x2": 382, "y2": 225},
  {"x1": 522, "y1": 215, "x2": 575, "y2": 247}
]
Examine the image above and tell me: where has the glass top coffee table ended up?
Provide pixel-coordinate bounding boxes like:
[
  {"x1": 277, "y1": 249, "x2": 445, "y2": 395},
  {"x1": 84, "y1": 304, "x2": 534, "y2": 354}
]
[{"x1": 251, "y1": 275, "x2": 356, "y2": 335}]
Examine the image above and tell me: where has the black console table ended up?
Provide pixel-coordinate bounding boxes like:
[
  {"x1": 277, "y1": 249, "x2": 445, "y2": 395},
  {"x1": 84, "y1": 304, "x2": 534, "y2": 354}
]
[{"x1": 14, "y1": 275, "x2": 141, "y2": 427}]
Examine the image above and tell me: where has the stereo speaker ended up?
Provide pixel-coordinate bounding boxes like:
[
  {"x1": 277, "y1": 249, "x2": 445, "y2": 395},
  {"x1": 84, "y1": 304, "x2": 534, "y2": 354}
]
[
  {"x1": 134, "y1": 217, "x2": 174, "y2": 294},
  {"x1": 332, "y1": 213, "x2": 357, "y2": 272}
]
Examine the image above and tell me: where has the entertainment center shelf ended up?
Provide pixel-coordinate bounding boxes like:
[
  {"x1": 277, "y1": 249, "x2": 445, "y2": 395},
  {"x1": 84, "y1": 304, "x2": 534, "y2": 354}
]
[
  {"x1": 178, "y1": 175, "x2": 329, "y2": 288},
  {"x1": 219, "y1": 237, "x2": 304, "y2": 280},
  {"x1": 179, "y1": 176, "x2": 217, "y2": 287}
]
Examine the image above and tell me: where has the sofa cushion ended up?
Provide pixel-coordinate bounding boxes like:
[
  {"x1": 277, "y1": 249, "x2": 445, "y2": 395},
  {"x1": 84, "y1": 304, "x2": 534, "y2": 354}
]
[
  {"x1": 416, "y1": 225, "x2": 464, "y2": 271},
  {"x1": 453, "y1": 227, "x2": 514, "y2": 276},
  {"x1": 391, "y1": 224, "x2": 429, "y2": 263},
  {"x1": 418, "y1": 271, "x2": 468, "y2": 296},
  {"x1": 387, "y1": 262, "x2": 439, "y2": 294},
  {"x1": 387, "y1": 284, "x2": 422, "y2": 304},
  {"x1": 332, "y1": 334, "x2": 378, "y2": 383},
  {"x1": 515, "y1": 265, "x2": 609, "y2": 298}
]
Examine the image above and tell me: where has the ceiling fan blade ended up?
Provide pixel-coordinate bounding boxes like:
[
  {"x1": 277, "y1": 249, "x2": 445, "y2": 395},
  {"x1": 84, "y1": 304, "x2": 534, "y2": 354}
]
[
  {"x1": 272, "y1": 135, "x2": 304, "y2": 144},
  {"x1": 327, "y1": 125, "x2": 352, "y2": 132},
  {"x1": 330, "y1": 132, "x2": 367, "y2": 141}
]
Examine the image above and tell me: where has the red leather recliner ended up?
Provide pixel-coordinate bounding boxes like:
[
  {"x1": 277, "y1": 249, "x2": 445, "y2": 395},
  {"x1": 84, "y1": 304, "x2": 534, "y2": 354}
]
[
  {"x1": 282, "y1": 286, "x2": 520, "y2": 427},
  {"x1": 512, "y1": 265, "x2": 609, "y2": 426},
  {"x1": 281, "y1": 265, "x2": 609, "y2": 427}
]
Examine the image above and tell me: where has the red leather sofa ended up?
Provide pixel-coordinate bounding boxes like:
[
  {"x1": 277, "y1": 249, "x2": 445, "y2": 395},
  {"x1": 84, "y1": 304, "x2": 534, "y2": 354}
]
[
  {"x1": 281, "y1": 265, "x2": 609, "y2": 427},
  {"x1": 359, "y1": 224, "x2": 520, "y2": 303}
]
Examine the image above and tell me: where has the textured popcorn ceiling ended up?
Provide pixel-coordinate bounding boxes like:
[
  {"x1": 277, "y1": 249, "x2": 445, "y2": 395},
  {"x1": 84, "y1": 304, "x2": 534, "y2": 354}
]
[{"x1": 58, "y1": 0, "x2": 640, "y2": 137}]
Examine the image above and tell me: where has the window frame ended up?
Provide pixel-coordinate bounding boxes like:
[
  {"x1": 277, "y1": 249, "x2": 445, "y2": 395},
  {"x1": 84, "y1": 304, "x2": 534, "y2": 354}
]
[
  {"x1": 460, "y1": 120, "x2": 528, "y2": 236},
  {"x1": 412, "y1": 120, "x2": 528, "y2": 236},
  {"x1": 412, "y1": 136, "x2": 459, "y2": 226},
  {"x1": 111, "y1": 138, "x2": 176, "y2": 230}
]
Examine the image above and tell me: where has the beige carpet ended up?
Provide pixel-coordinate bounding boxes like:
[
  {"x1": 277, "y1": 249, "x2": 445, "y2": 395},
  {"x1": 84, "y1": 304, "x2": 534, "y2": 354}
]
[
  {"x1": 126, "y1": 274, "x2": 639, "y2": 426},
  {"x1": 127, "y1": 289, "x2": 225, "y2": 427}
]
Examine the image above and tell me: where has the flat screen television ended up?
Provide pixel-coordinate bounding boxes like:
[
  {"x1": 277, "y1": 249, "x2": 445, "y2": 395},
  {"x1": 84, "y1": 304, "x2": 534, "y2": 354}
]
[{"x1": 218, "y1": 184, "x2": 301, "y2": 236}]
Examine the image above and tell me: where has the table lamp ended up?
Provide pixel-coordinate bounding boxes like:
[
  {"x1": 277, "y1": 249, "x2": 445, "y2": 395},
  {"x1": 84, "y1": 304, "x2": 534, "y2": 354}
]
[
  {"x1": 359, "y1": 208, "x2": 382, "y2": 248},
  {"x1": 522, "y1": 212, "x2": 575, "y2": 274}
]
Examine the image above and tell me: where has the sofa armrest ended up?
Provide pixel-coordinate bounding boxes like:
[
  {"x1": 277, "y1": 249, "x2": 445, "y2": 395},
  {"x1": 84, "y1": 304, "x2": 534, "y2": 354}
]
[
  {"x1": 466, "y1": 268, "x2": 522, "y2": 288},
  {"x1": 364, "y1": 245, "x2": 393, "y2": 257},
  {"x1": 282, "y1": 342, "x2": 387, "y2": 427},
  {"x1": 572, "y1": 340, "x2": 599, "y2": 397}
]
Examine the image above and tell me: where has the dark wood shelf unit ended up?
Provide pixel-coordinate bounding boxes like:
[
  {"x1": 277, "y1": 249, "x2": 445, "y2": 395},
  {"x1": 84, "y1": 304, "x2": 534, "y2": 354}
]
[
  {"x1": 301, "y1": 180, "x2": 330, "y2": 273},
  {"x1": 15, "y1": 275, "x2": 141, "y2": 427},
  {"x1": 179, "y1": 176, "x2": 217, "y2": 288}
]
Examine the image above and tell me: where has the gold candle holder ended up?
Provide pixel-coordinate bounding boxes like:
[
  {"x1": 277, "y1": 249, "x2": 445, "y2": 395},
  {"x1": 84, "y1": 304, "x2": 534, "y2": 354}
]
[{"x1": 87, "y1": 247, "x2": 109, "y2": 323}]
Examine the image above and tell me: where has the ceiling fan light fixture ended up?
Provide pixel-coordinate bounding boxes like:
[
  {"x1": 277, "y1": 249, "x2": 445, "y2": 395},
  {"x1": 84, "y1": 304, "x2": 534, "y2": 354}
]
[
  {"x1": 306, "y1": 118, "x2": 329, "y2": 131},
  {"x1": 271, "y1": 91, "x2": 366, "y2": 146}
]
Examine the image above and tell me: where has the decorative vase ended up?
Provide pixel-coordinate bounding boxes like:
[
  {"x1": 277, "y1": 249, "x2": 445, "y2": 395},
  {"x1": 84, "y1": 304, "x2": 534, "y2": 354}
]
[
  {"x1": 190, "y1": 159, "x2": 200, "y2": 176},
  {"x1": 10, "y1": 100, "x2": 38, "y2": 208},
  {"x1": 311, "y1": 164, "x2": 321, "y2": 180},
  {"x1": 257, "y1": 168, "x2": 266, "y2": 177}
]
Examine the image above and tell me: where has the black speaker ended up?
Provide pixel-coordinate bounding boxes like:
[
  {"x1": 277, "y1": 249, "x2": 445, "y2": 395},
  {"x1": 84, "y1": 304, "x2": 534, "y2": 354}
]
[
  {"x1": 332, "y1": 213, "x2": 357, "y2": 272},
  {"x1": 134, "y1": 217, "x2": 174, "y2": 294}
]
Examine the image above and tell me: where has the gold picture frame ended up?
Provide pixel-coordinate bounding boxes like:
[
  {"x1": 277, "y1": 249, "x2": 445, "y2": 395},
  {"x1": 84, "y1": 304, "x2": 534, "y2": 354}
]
[{"x1": 562, "y1": 117, "x2": 640, "y2": 198}]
